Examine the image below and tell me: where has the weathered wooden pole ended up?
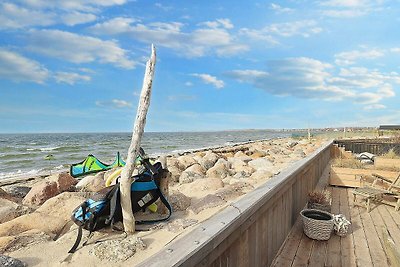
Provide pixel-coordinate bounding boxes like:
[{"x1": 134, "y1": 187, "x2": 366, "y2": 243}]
[{"x1": 120, "y1": 44, "x2": 156, "y2": 233}]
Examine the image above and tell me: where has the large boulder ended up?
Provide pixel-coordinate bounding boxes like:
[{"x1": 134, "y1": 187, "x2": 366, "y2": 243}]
[
  {"x1": 76, "y1": 172, "x2": 106, "y2": 192},
  {"x1": 22, "y1": 173, "x2": 77, "y2": 206},
  {"x1": 90, "y1": 236, "x2": 146, "y2": 262},
  {"x1": 250, "y1": 170, "x2": 273, "y2": 182},
  {"x1": 206, "y1": 159, "x2": 229, "y2": 179},
  {"x1": 3, "y1": 186, "x2": 31, "y2": 199},
  {"x1": 179, "y1": 163, "x2": 205, "y2": 184},
  {"x1": 190, "y1": 178, "x2": 224, "y2": 192},
  {"x1": 166, "y1": 157, "x2": 184, "y2": 170},
  {"x1": 0, "y1": 199, "x2": 29, "y2": 224},
  {"x1": 177, "y1": 155, "x2": 197, "y2": 170},
  {"x1": 248, "y1": 158, "x2": 274, "y2": 171},
  {"x1": 233, "y1": 151, "x2": 252, "y2": 163},
  {"x1": 198, "y1": 151, "x2": 219, "y2": 170},
  {"x1": 0, "y1": 192, "x2": 85, "y2": 238},
  {"x1": 22, "y1": 181, "x2": 58, "y2": 206},
  {"x1": 167, "y1": 166, "x2": 181, "y2": 183}
]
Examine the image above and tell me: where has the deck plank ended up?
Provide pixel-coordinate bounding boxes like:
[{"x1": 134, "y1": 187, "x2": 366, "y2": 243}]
[
  {"x1": 308, "y1": 240, "x2": 327, "y2": 267},
  {"x1": 325, "y1": 187, "x2": 341, "y2": 267},
  {"x1": 339, "y1": 188, "x2": 357, "y2": 267},
  {"x1": 369, "y1": 204, "x2": 391, "y2": 266},
  {"x1": 347, "y1": 188, "x2": 374, "y2": 267},
  {"x1": 291, "y1": 233, "x2": 314, "y2": 267}
]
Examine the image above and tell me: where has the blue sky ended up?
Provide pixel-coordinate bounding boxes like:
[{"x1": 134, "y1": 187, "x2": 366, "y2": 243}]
[{"x1": 0, "y1": 0, "x2": 399, "y2": 133}]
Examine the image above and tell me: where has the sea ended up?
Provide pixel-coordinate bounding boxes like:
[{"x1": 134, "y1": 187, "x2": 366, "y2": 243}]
[{"x1": 0, "y1": 130, "x2": 294, "y2": 180}]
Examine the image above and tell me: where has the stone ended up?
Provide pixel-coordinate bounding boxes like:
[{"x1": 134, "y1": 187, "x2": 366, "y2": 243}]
[
  {"x1": 90, "y1": 236, "x2": 146, "y2": 262},
  {"x1": 206, "y1": 160, "x2": 229, "y2": 179},
  {"x1": 228, "y1": 158, "x2": 247, "y2": 170},
  {"x1": 169, "y1": 191, "x2": 191, "y2": 211},
  {"x1": 177, "y1": 155, "x2": 197, "y2": 170},
  {"x1": 230, "y1": 181, "x2": 254, "y2": 194},
  {"x1": 230, "y1": 165, "x2": 255, "y2": 177},
  {"x1": 190, "y1": 178, "x2": 224, "y2": 192},
  {"x1": 166, "y1": 157, "x2": 184, "y2": 170},
  {"x1": 0, "y1": 192, "x2": 86, "y2": 238},
  {"x1": 233, "y1": 151, "x2": 252, "y2": 163},
  {"x1": 250, "y1": 170, "x2": 273, "y2": 181},
  {"x1": 49, "y1": 172, "x2": 78, "y2": 192},
  {"x1": 294, "y1": 149, "x2": 306, "y2": 157},
  {"x1": 0, "y1": 231, "x2": 50, "y2": 254},
  {"x1": 189, "y1": 194, "x2": 226, "y2": 214},
  {"x1": 215, "y1": 186, "x2": 245, "y2": 201},
  {"x1": 4, "y1": 186, "x2": 31, "y2": 199},
  {"x1": 0, "y1": 188, "x2": 14, "y2": 201},
  {"x1": 198, "y1": 151, "x2": 219, "y2": 170},
  {"x1": 167, "y1": 166, "x2": 181, "y2": 183},
  {"x1": 0, "y1": 255, "x2": 26, "y2": 267},
  {"x1": 248, "y1": 158, "x2": 274, "y2": 171},
  {"x1": 76, "y1": 172, "x2": 106, "y2": 192},
  {"x1": 287, "y1": 141, "x2": 298, "y2": 148},
  {"x1": 22, "y1": 181, "x2": 58, "y2": 206},
  {"x1": 185, "y1": 163, "x2": 206, "y2": 175},
  {"x1": 0, "y1": 199, "x2": 29, "y2": 224},
  {"x1": 167, "y1": 218, "x2": 198, "y2": 232},
  {"x1": 249, "y1": 149, "x2": 267, "y2": 158}
]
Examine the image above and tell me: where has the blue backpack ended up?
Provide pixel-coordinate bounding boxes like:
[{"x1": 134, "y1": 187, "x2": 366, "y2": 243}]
[{"x1": 68, "y1": 160, "x2": 172, "y2": 253}]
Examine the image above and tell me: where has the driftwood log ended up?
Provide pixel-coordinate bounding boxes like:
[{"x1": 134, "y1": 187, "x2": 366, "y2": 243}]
[{"x1": 120, "y1": 44, "x2": 156, "y2": 233}]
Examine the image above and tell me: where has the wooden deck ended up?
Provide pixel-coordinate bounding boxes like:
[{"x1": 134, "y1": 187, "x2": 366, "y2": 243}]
[{"x1": 272, "y1": 183, "x2": 400, "y2": 266}]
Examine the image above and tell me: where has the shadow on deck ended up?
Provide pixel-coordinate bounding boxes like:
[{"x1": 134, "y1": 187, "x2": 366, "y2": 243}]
[{"x1": 272, "y1": 166, "x2": 400, "y2": 267}]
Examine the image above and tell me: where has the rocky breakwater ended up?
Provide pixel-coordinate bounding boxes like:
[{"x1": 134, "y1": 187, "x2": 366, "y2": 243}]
[{"x1": 0, "y1": 137, "x2": 323, "y2": 265}]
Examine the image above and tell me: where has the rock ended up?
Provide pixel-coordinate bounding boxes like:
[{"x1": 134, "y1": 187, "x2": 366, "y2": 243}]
[
  {"x1": 0, "y1": 192, "x2": 85, "y2": 238},
  {"x1": 49, "y1": 172, "x2": 78, "y2": 192},
  {"x1": 228, "y1": 158, "x2": 247, "y2": 170},
  {"x1": 167, "y1": 166, "x2": 181, "y2": 183},
  {"x1": 76, "y1": 172, "x2": 106, "y2": 192},
  {"x1": 230, "y1": 165, "x2": 255, "y2": 177},
  {"x1": 206, "y1": 160, "x2": 229, "y2": 179},
  {"x1": 177, "y1": 155, "x2": 197, "y2": 170},
  {"x1": 179, "y1": 164, "x2": 205, "y2": 184},
  {"x1": 0, "y1": 255, "x2": 26, "y2": 267},
  {"x1": 167, "y1": 218, "x2": 198, "y2": 232},
  {"x1": 287, "y1": 141, "x2": 298, "y2": 148},
  {"x1": 294, "y1": 149, "x2": 306, "y2": 157},
  {"x1": 249, "y1": 149, "x2": 267, "y2": 158},
  {"x1": 169, "y1": 191, "x2": 191, "y2": 211},
  {"x1": 185, "y1": 163, "x2": 206, "y2": 175},
  {"x1": 90, "y1": 236, "x2": 146, "y2": 262},
  {"x1": 198, "y1": 151, "x2": 219, "y2": 170},
  {"x1": 250, "y1": 170, "x2": 273, "y2": 181},
  {"x1": 0, "y1": 199, "x2": 29, "y2": 224},
  {"x1": 248, "y1": 158, "x2": 274, "y2": 171},
  {"x1": 215, "y1": 186, "x2": 245, "y2": 201},
  {"x1": 190, "y1": 178, "x2": 224, "y2": 192},
  {"x1": 0, "y1": 231, "x2": 50, "y2": 254},
  {"x1": 4, "y1": 186, "x2": 31, "y2": 199},
  {"x1": 166, "y1": 157, "x2": 184, "y2": 170},
  {"x1": 0, "y1": 188, "x2": 14, "y2": 201},
  {"x1": 22, "y1": 173, "x2": 77, "y2": 206},
  {"x1": 22, "y1": 181, "x2": 58, "y2": 206},
  {"x1": 230, "y1": 182, "x2": 254, "y2": 194},
  {"x1": 189, "y1": 194, "x2": 226, "y2": 214},
  {"x1": 233, "y1": 151, "x2": 252, "y2": 163}
]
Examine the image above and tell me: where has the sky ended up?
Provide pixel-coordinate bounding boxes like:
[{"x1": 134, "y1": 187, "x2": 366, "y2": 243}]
[{"x1": 0, "y1": 0, "x2": 399, "y2": 133}]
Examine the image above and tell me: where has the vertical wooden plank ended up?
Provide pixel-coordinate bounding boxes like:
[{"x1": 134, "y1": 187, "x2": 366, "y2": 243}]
[
  {"x1": 325, "y1": 187, "x2": 341, "y2": 267},
  {"x1": 267, "y1": 207, "x2": 274, "y2": 266},
  {"x1": 238, "y1": 228, "x2": 250, "y2": 267},
  {"x1": 347, "y1": 189, "x2": 374, "y2": 267},
  {"x1": 369, "y1": 205, "x2": 391, "y2": 266},
  {"x1": 259, "y1": 210, "x2": 268, "y2": 266},
  {"x1": 248, "y1": 219, "x2": 258, "y2": 267},
  {"x1": 228, "y1": 238, "x2": 240, "y2": 266},
  {"x1": 339, "y1": 188, "x2": 356, "y2": 267}
]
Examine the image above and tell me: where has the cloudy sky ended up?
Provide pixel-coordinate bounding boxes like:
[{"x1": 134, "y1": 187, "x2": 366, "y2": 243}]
[{"x1": 0, "y1": 0, "x2": 399, "y2": 133}]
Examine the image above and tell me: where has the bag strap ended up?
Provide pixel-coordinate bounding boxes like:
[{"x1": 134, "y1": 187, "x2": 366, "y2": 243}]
[{"x1": 68, "y1": 201, "x2": 88, "y2": 253}]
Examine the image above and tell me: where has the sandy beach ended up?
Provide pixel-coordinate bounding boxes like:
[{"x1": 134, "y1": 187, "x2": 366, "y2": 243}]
[{"x1": 0, "y1": 136, "x2": 328, "y2": 266}]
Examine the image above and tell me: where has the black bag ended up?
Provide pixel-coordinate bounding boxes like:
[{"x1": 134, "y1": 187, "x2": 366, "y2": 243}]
[{"x1": 68, "y1": 161, "x2": 172, "y2": 253}]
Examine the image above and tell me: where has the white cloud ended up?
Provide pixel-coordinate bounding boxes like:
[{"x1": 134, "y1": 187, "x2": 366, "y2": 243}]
[
  {"x1": 363, "y1": 104, "x2": 386, "y2": 110},
  {"x1": 0, "y1": 48, "x2": 49, "y2": 83},
  {"x1": 239, "y1": 20, "x2": 322, "y2": 45},
  {"x1": 20, "y1": 0, "x2": 127, "y2": 12},
  {"x1": 61, "y1": 12, "x2": 97, "y2": 26},
  {"x1": 90, "y1": 18, "x2": 248, "y2": 58},
  {"x1": 96, "y1": 99, "x2": 132, "y2": 108},
  {"x1": 54, "y1": 71, "x2": 91, "y2": 85},
  {"x1": 192, "y1": 73, "x2": 225, "y2": 89},
  {"x1": 27, "y1": 29, "x2": 135, "y2": 69},
  {"x1": 227, "y1": 57, "x2": 398, "y2": 107},
  {"x1": 185, "y1": 81, "x2": 193, "y2": 87},
  {"x1": 320, "y1": 0, "x2": 384, "y2": 17},
  {"x1": 270, "y1": 3, "x2": 294, "y2": 13},
  {"x1": 335, "y1": 49, "x2": 384, "y2": 65},
  {"x1": 0, "y1": 2, "x2": 55, "y2": 29}
]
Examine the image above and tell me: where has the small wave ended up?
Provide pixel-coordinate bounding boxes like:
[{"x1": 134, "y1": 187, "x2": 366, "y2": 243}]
[{"x1": 40, "y1": 147, "x2": 61, "y2": 151}]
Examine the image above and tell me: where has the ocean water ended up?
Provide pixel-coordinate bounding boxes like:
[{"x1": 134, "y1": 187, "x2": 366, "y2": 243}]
[{"x1": 0, "y1": 130, "x2": 292, "y2": 179}]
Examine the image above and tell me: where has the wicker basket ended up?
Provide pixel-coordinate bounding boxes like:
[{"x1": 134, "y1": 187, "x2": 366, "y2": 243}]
[
  {"x1": 307, "y1": 202, "x2": 331, "y2": 212},
  {"x1": 300, "y1": 209, "x2": 334, "y2": 241}
]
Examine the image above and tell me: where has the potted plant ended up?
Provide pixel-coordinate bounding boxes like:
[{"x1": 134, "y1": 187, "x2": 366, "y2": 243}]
[{"x1": 307, "y1": 190, "x2": 331, "y2": 212}]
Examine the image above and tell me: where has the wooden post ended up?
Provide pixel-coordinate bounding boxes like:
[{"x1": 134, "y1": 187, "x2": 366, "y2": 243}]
[{"x1": 120, "y1": 44, "x2": 156, "y2": 233}]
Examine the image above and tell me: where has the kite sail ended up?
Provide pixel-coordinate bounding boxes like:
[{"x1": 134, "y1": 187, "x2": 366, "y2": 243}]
[{"x1": 70, "y1": 152, "x2": 126, "y2": 178}]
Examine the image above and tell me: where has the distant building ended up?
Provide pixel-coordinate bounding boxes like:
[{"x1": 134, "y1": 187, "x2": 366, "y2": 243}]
[{"x1": 379, "y1": 125, "x2": 400, "y2": 131}]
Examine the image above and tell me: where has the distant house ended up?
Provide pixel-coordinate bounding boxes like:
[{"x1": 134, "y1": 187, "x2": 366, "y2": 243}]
[{"x1": 378, "y1": 125, "x2": 400, "y2": 131}]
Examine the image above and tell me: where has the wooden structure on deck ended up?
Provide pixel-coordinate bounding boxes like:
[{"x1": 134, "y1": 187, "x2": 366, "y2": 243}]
[{"x1": 334, "y1": 138, "x2": 400, "y2": 155}]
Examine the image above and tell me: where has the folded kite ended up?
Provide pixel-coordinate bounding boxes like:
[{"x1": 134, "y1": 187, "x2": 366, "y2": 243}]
[{"x1": 70, "y1": 152, "x2": 126, "y2": 178}]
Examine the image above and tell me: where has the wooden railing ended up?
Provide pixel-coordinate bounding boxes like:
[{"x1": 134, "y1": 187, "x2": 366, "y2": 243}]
[
  {"x1": 334, "y1": 138, "x2": 400, "y2": 155},
  {"x1": 138, "y1": 140, "x2": 333, "y2": 267}
]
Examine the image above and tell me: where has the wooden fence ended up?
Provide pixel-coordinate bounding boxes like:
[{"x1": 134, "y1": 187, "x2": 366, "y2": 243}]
[
  {"x1": 334, "y1": 138, "x2": 400, "y2": 155},
  {"x1": 138, "y1": 140, "x2": 333, "y2": 267}
]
